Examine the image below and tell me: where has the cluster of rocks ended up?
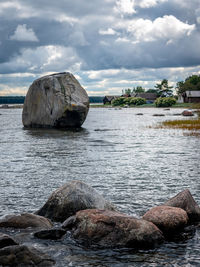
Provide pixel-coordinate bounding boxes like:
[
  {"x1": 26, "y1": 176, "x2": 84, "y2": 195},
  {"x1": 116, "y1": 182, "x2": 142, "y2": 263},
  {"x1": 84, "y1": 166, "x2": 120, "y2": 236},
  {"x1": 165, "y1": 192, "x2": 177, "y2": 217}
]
[{"x1": 1, "y1": 181, "x2": 200, "y2": 266}]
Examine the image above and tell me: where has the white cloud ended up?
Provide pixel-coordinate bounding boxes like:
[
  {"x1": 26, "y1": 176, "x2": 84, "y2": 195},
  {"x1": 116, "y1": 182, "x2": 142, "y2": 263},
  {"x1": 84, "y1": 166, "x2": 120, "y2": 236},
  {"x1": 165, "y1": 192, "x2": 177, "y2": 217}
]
[
  {"x1": 99, "y1": 28, "x2": 117, "y2": 35},
  {"x1": 138, "y1": 0, "x2": 167, "y2": 8},
  {"x1": 125, "y1": 15, "x2": 195, "y2": 42},
  {"x1": 10, "y1": 24, "x2": 39, "y2": 42},
  {"x1": 115, "y1": 0, "x2": 136, "y2": 15}
]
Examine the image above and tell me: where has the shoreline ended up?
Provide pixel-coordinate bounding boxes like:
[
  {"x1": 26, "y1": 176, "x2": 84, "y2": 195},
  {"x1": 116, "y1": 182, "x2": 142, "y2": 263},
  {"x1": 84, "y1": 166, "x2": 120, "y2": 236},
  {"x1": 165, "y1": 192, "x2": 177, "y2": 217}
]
[{"x1": 0, "y1": 103, "x2": 196, "y2": 109}]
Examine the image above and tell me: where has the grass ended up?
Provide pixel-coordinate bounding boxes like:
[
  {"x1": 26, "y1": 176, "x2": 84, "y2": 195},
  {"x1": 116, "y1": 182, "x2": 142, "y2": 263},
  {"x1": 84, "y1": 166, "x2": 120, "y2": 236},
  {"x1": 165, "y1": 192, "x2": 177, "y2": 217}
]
[{"x1": 161, "y1": 118, "x2": 200, "y2": 131}]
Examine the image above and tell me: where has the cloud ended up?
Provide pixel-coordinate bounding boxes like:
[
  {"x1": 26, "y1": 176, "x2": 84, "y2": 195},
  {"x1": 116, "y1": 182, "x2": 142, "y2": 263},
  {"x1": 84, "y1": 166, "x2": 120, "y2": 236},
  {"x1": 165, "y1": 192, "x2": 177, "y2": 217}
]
[
  {"x1": 138, "y1": 0, "x2": 167, "y2": 8},
  {"x1": 0, "y1": 85, "x2": 28, "y2": 96},
  {"x1": 10, "y1": 24, "x2": 39, "y2": 42},
  {"x1": 116, "y1": 15, "x2": 195, "y2": 43},
  {"x1": 0, "y1": 0, "x2": 200, "y2": 96},
  {"x1": 0, "y1": 45, "x2": 81, "y2": 74},
  {"x1": 115, "y1": 0, "x2": 136, "y2": 15},
  {"x1": 99, "y1": 28, "x2": 117, "y2": 35}
]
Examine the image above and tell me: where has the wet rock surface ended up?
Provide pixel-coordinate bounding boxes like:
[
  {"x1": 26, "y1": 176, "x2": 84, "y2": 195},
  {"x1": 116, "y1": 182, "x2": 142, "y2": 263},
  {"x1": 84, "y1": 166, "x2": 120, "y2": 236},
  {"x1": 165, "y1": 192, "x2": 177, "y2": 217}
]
[
  {"x1": 37, "y1": 180, "x2": 115, "y2": 222},
  {"x1": 34, "y1": 228, "x2": 66, "y2": 240},
  {"x1": 0, "y1": 233, "x2": 18, "y2": 249},
  {"x1": 164, "y1": 189, "x2": 200, "y2": 222},
  {"x1": 0, "y1": 213, "x2": 53, "y2": 229},
  {"x1": 22, "y1": 72, "x2": 89, "y2": 128},
  {"x1": 143, "y1": 206, "x2": 188, "y2": 235},
  {"x1": 0, "y1": 245, "x2": 55, "y2": 266},
  {"x1": 63, "y1": 209, "x2": 164, "y2": 249}
]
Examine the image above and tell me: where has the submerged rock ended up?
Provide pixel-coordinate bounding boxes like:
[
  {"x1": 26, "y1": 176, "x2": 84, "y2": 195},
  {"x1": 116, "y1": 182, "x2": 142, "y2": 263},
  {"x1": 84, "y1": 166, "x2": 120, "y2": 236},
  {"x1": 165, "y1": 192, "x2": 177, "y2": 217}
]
[
  {"x1": 153, "y1": 114, "x2": 165, "y2": 116},
  {"x1": 22, "y1": 72, "x2": 89, "y2": 128},
  {"x1": 0, "y1": 233, "x2": 18, "y2": 249},
  {"x1": 37, "y1": 180, "x2": 115, "y2": 222},
  {"x1": 63, "y1": 209, "x2": 164, "y2": 249},
  {"x1": 164, "y1": 189, "x2": 200, "y2": 222},
  {"x1": 0, "y1": 213, "x2": 52, "y2": 229},
  {"x1": 182, "y1": 110, "x2": 194, "y2": 116},
  {"x1": 143, "y1": 206, "x2": 188, "y2": 235},
  {"x1": 0, "y1": 245, "x2": 55, "y2": 266}
]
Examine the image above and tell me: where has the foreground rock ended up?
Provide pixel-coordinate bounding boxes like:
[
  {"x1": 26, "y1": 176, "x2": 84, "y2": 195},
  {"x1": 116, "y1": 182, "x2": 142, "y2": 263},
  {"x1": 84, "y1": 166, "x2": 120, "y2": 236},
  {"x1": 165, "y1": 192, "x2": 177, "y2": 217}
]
[
  {"x1": 0, "y1": 245, "x2": 55, "y2": 266},
  {"x1": 22, "y1": 72, "x2": 89, "y2": 128},
  {"x1": 63, "y1": 209, "x2": 164, "y2": 249},
  {"x1": 37, "y1": 180, "x2": 115, "y2": 222},
  {"x1": 0, "y1": 233, "x2": 18, "y2": 249},
  {"x1": 0, "y1": 213, "x2": 52, "y2": 229},
  {"x1": 164, "y1": 189, "x2": 200, "y2": 222},
  {"x1": 143, "y1": 206, "x2": 188, "y2": 235},
  {"x1": 182, "y1": 110, "x2": 194, "y2": 116},
  {"x1": 34, "y1": 228, "x2": 66, "y2": 240}
]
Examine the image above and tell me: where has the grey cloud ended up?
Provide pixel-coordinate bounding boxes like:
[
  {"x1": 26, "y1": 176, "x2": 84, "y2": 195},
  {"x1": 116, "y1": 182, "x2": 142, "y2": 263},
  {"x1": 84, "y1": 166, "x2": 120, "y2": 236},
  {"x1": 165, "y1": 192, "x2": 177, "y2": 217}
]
[{"x1": 0, "y1": 0, "x2": 200, "y2": 95}]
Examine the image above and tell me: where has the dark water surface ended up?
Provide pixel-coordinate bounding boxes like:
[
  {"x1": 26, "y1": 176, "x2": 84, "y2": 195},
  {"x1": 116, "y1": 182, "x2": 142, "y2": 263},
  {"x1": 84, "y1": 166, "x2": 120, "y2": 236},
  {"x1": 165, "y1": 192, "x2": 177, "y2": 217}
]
[{"x1": 0, "y1": 107, "x2": 200, "y2": 266}]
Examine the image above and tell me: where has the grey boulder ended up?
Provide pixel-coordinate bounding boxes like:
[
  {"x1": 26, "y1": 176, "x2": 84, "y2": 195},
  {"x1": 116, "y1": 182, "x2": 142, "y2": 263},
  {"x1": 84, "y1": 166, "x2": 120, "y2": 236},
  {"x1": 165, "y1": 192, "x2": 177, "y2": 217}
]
[
  {"x1": 37, "y1": 180, "x2": 115, "y2": 222},
  {"x1": 22, "y1": 72, "x2": 89, "y2": 128}
]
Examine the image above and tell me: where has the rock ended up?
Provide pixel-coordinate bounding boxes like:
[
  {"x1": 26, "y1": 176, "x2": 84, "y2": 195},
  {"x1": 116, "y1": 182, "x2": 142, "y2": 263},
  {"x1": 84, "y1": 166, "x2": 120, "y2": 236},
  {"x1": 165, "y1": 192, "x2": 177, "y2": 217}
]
[
  {"x1": 182, "y1": 110, "x2": 194, "y2": 116},
  {"x1": 164, "y1": 189, "x2": 200, "y2": 222},
  {"x1": 0, "y1": 213, "x2": 53, "y2": 229},
  {"x1": 172, "y1": 113, "x2": 182, "y2": 116},
  {"x1": 63, "y1": 209, "x2": 164, "y2": 249},
  {"x1": 0, "y1": 245, "x2": 55, "y2": 266},
  {"x1": 0, "y1": 233, "x2": 18, "y2": 249},
  {"x1": 153, "y1": 114, "x2": 165, "y2": 116},
  {"x1": 1, "y1": 104, "x2": 9, "y2": 109},
  {"x1": 34, "y1": 228, "x2": 66, "y2": 240},
  {"x1": 22, "y1": 72, "x2": 89, "y2": 128},
  {"x1": 37, "y1": 180, "x2": 115, "y2": 222},
  {"x1": 143, "y1": 206, "x2": 188, "y2": 235}
]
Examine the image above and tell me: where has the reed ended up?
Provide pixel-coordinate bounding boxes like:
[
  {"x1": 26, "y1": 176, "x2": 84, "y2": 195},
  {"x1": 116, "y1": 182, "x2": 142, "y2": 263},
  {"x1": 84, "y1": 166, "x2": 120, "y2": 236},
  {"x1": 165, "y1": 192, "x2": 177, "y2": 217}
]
[{"x1": 161, "y1": 118, "x2": 200, "y2": 131}]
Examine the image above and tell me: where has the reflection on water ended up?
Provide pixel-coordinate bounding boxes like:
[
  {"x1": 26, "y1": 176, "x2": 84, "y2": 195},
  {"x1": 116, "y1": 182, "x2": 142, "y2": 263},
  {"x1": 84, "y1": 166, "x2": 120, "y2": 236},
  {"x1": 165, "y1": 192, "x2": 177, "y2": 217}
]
[{"x1": 0, "y1": 107, "x2": 200, "y2": 266}]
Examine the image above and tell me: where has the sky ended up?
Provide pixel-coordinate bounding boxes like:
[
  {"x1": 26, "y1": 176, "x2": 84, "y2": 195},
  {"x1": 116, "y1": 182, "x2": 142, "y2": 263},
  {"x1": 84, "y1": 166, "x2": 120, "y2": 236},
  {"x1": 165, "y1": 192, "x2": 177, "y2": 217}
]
[{"x1": 0, "y1": 0, "x2": 200, "y2": 96}]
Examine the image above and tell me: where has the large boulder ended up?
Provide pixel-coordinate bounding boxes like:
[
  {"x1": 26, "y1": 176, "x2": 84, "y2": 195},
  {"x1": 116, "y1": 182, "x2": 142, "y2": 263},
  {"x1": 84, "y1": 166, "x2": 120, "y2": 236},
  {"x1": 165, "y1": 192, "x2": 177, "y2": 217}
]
[
  {"x1": 0, "y1": 245, "x2": 55, "y2": 266},
  {"x1": 164, "y1": 189, "x2": 200, "y2": 222},
  {"x1": 143, "y1": 206, "x2": 188, "y2": 235},
  {"x1": 0, "y1": 213, "x2": 52, "y2": 229},
  {"x1": 22, "y1": 72, "x2": 89, "y2": 128},
  {"x1": 37, "y1": 180, "x2": 115, "y2": 222},
  {"x1": 62, "y1": 209, "x2": 164, "y2": 249}
]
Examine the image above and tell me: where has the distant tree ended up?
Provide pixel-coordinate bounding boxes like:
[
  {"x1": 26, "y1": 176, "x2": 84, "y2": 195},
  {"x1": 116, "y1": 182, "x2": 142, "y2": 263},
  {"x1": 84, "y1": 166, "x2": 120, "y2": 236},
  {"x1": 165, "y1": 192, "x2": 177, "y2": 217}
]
[
  {"x1": 133, "y1": 86, "x2": 145, "y2": 93},
  {"x1": 122, "y1": 88, "x2": 132, "y2": 96},
  {"x1": 146, "y1": 89, "x2": 159, "y2": 95},
  {"x1": 176, "y1": 75, "x2": 200, "y2": 95},
  {"x1": 155, "y1": 79, "x2": 173, "y2": 97}
]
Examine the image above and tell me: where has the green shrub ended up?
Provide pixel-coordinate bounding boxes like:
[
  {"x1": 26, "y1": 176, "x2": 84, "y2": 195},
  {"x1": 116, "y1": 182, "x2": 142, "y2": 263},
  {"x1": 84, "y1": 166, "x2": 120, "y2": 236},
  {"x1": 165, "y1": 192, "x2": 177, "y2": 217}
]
[
  {"x1": 112, "y1": 97, "x2": 146, "y2": 106},
  {"x1": 155, "y1": 97, "x2": 176, "y2": 107},
  {"x1": 129, "y1": 97, "x2": 146, "y2": 106},
  {"x1": 111, "y1": 97, "x2": 126, "y2": 106}
]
